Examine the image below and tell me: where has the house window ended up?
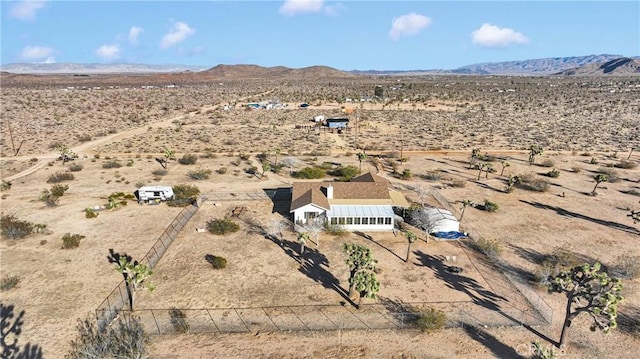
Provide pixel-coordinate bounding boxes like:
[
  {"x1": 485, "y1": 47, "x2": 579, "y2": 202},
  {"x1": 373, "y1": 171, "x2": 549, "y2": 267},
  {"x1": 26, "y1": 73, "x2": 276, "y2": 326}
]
[
  {"x1": 362, "y1": 217, "x2": 368, "y2": 225},
  {"x1": 385, "y1": 217, "x2": 392, "y2": 225},
  {"x1": 330, "y1": 218, "x2": 337, "y2": 225},
  {"x1": 354, "y1": 217, "x2": 361, "y2": 225},
  {"x1": 377, "y1": 217, "x2": 384, "y2": 225},
  {"x1": 305, "y1": 212, "x2": 317, "y2": 219},
  {"x1": 346, "y1": 218, "x2": 353, "y2": 225},
  {"x1": 370, "y1": 217, "x2": 376, "y2": 225},
  {"x1": 338, "y1": 217, "x2": 346, "y2": 225}
]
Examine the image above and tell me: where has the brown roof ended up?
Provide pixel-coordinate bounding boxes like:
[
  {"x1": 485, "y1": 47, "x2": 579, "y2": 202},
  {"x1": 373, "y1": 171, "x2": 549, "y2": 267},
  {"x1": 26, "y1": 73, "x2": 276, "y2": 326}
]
[{"x1": 290, "y1": 172, "x2": 401, "y2": 212}]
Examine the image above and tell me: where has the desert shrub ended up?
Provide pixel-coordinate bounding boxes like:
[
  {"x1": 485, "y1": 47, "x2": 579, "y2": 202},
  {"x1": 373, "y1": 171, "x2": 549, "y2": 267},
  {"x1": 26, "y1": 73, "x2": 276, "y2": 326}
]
[
  {"x1": 482, "y1": 199, "x2": 499, "y2": 212},
  {"x1": 102, "y1": 160, "x2": 122, "y2": 169},
  {"x1": 519, "y1": 173, "x2": 550, "y2": 192},
  {"x1": 615, "y1": 160, "x2": 637, "y2": 169},
  {"x1": 415, "y1": 307, "x2": 446, "y2": 333},
  {"x1": 244, "y1": 166, "x2": 258, "y2": 175},
  {"x1": 169, "y1": 308, "x2": 190, "y2": 333},
  {"x1": 545, "y1": 169, "x2": 560, "y2": 178},
  {"x1": 68, "y1": 163, "x2": 84, "y2": 172},
  {"x1": 50, "y1": 184, "x2": 69, "y2": 197},
  {"x1": 609, "y1": 254, "x2": 640, "y2": 280},
  {"x1": 152, "y1": 169, "x2": 168, "y2": 176},
  {"x1": 39, "y1": 188, "x2": 61, "y2": 207},
  {"x1": 590, "y1": 157, "x2": 598, "y2": 165},
  {"x1": 323, "y1": 222, "x2": 348, "y2": 236},
  {"x1": 77, "y1": 133, "x2": 92, "y2": 142},
  {"x1": 178, "y1": 153, "x2": 198, "y2": 165},
  {"x1": 61, "y1": 233, "x2": 85, "y2": 249},
  {"x1": 423, "y1": 171, "x2": 443, "y2": 181},
  {"x1": 597, "y1": 167, "x2": 619, "y2": 182},
  {"x1": 450, "y1": 180, "x2": 466, "y2": 188},
  {"x1": 531, "y1": 342, "x2": 558, "y2": 359},
  {"x1": 126, "y1": 159, "x2": 134, "y2": 167},
  {"x1": 471, "y1": 237, "x2": 502, "y2": 257},
  {"x1": 168, "y1": 184, "x2": 200, "y2": 207},
  {"x1": 1, "y1": 214, "x2": 34, "y2": 240},
  {"x1": 401, "y1": 168, "x2": 412, "y2": 180},
  {"x1": 541, "y1": 159, "x2": 555, "y2": 168},
  {"x1": 1, "y1": 275, "x2": 20, "y2": 291},
  {"x1": 292, "y1": 166, "x2": 325, "y2": 179},
  {"x1": 329, "y1": 165, "x2": 359, "y2": 181},
  {"x1": 47, "y1": 171, "x2": 74, "y2": 183},
  {"x1": 85, "y1": 208, "x2": 99, "y2": 218},
  {"x1": 216, "y1": 167, "x2": 227, "y2": 175},
  {"x1": 187, "y1": 168, "x2": 212, "y2": 180},
  {"x1": 67, "y1": 314, "x2": 150, "y2": 359},
  {"x1": 239, "y1": 153, "x2": 250, "y2": 161},
  {"x1": 207, "y1": 218, "x2": 240, "y2": 235},
  {"x1": 1, "y1": 180, "x2": 12, "y2": 191},
  {"x1": 571, "y1": 165, "x2": 582, "y2": 173},
  {"x1": 205, "y1": 254, "x2": 227, "y2": 269},
  {"x1": 534, "y1": 248, "x2": 582, "y2": 284}
]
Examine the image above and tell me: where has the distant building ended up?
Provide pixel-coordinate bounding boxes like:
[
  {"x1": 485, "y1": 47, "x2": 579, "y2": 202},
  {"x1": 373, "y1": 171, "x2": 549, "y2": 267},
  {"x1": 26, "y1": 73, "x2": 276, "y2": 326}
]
[{"x1": 326, "y1": 117, "x2": 349, "y2": 128}]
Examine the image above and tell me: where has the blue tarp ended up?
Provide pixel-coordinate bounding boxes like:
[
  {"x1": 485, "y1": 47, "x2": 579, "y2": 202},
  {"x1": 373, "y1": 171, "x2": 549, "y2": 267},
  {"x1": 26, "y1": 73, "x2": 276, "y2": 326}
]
[{"x1": 431, "y1": 231, "x2": 467, "y2": 239}]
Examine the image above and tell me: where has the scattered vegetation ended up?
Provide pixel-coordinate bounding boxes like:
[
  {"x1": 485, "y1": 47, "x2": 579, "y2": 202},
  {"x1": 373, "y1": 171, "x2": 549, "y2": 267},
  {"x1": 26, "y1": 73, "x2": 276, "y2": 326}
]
[
  {"x1": 47, "y1": 171, "x2": 75, "y2": 183},
  {"x1": 470, "y1": 237, "x2": 503, "y2": 257},
  {"x1": 323, "y1": 222, "x2": 348, "y2": 236},
  {"x1": 168, "y1": 184, "x2": 200, "y2": 207},
  {"x1": 39, "y1": 184, "x2": 69, "y2": 207},
  {"x1": 61, "y1": 233, "x2": 85, "y2": 249},
  {"x1": 545, "y1": 168, "x2": 560, "y2": 178},
  {"x1": 68, "y1": 163, "x2": 84, "y2": 172},
  {"x1": 609, "y1": 254, "x2": 640, "y2": 280},
  {"x1": 614, "y1": 160, "x2": 637, "y2": 169},
  {"x1": 67, "y1": 314, "x2": 150, "y2": 359},
  {"x1": 1, "y1": 214, "x2": 34, "y2": 240},
  {"x1": 415, "y1": 307, "x2": 447, "y2": 333},
  {"x1": 1, "y1": 275, "x2": 20, "y2": 291},
  {"x1": 102, "y1": 160, "x2": 122, "y2": 169},
  {"x1": 178, "y1": 153, "x2": 199, "y2": 165},
  {"x1": 481, "y1": 199, "x2": 499, "y2": 212},
  {"x1": 329, "y1": 165, "x2": 359, "y2": 181},
  {"x1": 541, "y1": 159, "x2": 555, "y2": 168},
  {"x1": 292, "y1": 166, "x2": 325, "y2": 179},
  {"x1": 169, "y1": 308, "x2": 190, "y2": 333},
  {"x1": 85, "y1": 207, "x2": 99, "y2": 218},
  {"x1": 206, "y1": 218, "x2": 240, "y2": 235},
  {"x1": 1, "y1": 180, "x2": 12, "y2": 191},
  {"x1": 187, "y1": 167, "x2": 212, "y2": 180},
  {"x1": 205, "y1": 254, "x2": 227, "y2": 269}
]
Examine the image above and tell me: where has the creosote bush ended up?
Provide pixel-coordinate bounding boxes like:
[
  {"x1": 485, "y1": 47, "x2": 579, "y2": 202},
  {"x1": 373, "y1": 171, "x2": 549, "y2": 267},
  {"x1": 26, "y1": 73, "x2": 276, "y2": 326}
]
[
  {"x1": 1, "y1": 275, "x2": 20, "y2": 291},
  {"x1": 615, "y1": 160, "x2": 637, "y2": 169},
  {"x1": 169, "y1": 308, "x2": 190, "y2": 333},
  {"x1": 482, "y1": 199, "x2": 499, "y2": 212},
  {"x1": 152, "y1": 169, "x2": 168, "y2": 176},
  {"x1": 415, "y1": 307, "x2": 447, "y2": 333},
  {"x1": 206, "y1": 218, "x2": 240, "y2": 235},
  {"x1": 47, "y1": 171, "x2": 75, "y2": 183},
  {"x1": 67, "y1": 314, "x2": 150, "y2": 359},
  {"x1": 292, "y1": 166, "x2": 325, "y2": 179},
  {"x1": 102, "y1": 160, "x2": 122, "y2": 169},
  {"x1": 205, "y1": 254, "x2": 227, "y2": 269},
  {"x1": 68, "y1": 163, "x2": 84, "y2": 172},
  {"x1": 178, "y1": 153, "x2": 198, "y2": 165},
  {"x1": 541, "y1": 159, "x2": 555, "y2": 168},
  {"x1": 471, "y1": 237, "x2": 503, "y2": 257},
  {"x1": 168, "y1": 184, "x2": 200, "y2": 207},
  {"x1": 187, "y1": 167, "x2": 212, "y2": 180},
  {"x1": 1, "y1": 214, "x2": 34, "y2": 240},
  {"x1": 546, "y1": 169, "x2": 560, "y2": 178},
  {"x1": 323, "y1": 222, "x2": 348, "y2": 236},
  {"x1": 61, "y1": 233, "x2": 85, "y2": 249}
]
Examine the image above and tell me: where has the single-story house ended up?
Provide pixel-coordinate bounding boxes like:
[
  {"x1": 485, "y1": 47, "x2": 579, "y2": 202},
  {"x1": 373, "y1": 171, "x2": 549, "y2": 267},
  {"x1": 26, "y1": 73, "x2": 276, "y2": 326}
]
[
  {"x1": 289, "y1": 172, "x2": 409, "y2": 231},
  {"x1": 326, "y1": 118, "x2": 349, "y2": 129}
]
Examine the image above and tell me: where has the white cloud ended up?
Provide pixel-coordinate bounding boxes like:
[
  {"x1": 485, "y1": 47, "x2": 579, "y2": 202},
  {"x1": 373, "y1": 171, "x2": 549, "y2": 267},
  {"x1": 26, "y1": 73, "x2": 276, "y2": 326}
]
[
  {"x1": 95, "y1": 44, "x2": 121, "y2": 60},
  {"x1": 323, "y1": 2, "x2": 345, "y2": 17},
  {"x1": 472, "y1": 23, "x2": 529, "y2": 48},
  {"x1": 129, "y1": 26, "x2": 144, "y2": 44},
  {"x1": 279, "y1": 0, "x2": 324, "y2": 16},
  {"x1": 190, "y1": 46, "x2": 206, "y2": 55},
  {"x1": 9, "y1": 0, "x2": 46, "y2": 21},
  {"x1": 389, "y1": 13, "x2": 432, "y2": 41},
  {"x1": 160, "y1": 21, "x2": 195, "y2": 49},
  {"x1": 21, "y1": 45, "x2": 53, "y2": 60},
  {"x1": 43, "y1": 56, "x2": 56, "y2": 64}
]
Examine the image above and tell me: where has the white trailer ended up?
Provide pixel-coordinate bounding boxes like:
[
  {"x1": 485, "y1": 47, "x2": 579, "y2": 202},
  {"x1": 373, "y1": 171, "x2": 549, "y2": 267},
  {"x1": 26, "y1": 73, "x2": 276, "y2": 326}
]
[{"x1": 136, "y1": 186, "x2": 175, "y2": 203}]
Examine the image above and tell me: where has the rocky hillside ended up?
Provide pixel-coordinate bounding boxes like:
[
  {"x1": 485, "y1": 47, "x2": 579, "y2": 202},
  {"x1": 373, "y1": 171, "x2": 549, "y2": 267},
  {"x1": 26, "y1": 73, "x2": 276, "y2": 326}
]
[
  {"x1": 453, "y1": 54, "x2": 629, "y2": 75},
  {"x1": 201, "y1": 64, "x2": 355, "y2": 79},
  {"x1": 555, "y1": 57, "x2": 640, "y2": 76}
]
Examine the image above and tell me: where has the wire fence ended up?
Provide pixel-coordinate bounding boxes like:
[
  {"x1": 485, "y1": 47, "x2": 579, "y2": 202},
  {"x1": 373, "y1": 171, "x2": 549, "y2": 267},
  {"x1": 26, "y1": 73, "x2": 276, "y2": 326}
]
[
  {"x1": 202, "y1": 191, "x2": 271, "y2": 202},
  {"x1": 99, "y1": 300, "x2": 541, "y2": 336},
  {"x1": 95, "y1": 200, "x2": 203, "y2": 327}
]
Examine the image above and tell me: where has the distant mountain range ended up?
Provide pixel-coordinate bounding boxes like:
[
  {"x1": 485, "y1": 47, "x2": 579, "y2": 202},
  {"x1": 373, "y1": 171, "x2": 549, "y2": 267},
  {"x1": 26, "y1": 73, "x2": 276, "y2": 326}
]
[{"x1": 1, "y1": 54, "x2": 639, "y2": 76}]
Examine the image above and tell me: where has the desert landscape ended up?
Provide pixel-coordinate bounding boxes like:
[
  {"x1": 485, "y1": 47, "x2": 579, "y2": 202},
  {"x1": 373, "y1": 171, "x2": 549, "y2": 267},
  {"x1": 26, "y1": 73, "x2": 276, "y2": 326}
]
[{"x1": 1, "y1": 68, "x2": 639, "y2": 359}]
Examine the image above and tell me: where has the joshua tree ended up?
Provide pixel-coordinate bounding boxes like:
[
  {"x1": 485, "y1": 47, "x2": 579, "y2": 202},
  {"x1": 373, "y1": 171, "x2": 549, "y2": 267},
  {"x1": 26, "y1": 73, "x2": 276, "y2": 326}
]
[
  {"x1": 352, "y1": 270, "x2": 380, "y2": 308},
  {"x1": 484, "y1": 163, "x2": 495, "y2": 179},
  {"x1": 56, "y1": 144, "x2": 77, "y2": 164},
  {"x1": 500, "y1": 160, "x2": 510, "y2": 176},
  {"x1": 343, "y1": 243, "x2": 377, "y2": 299},
  {"x1": 528, "y1": 145, "x2": 543, "y2": 165},
  {"x1": 297, "y1": 232, "x2": 310, "y2": 262},
  {"x1": 591, "y1": 174, "x2": 609, "y2": 195},
  {"x1": 107, "y1": 249, "x2": 155, "y2": 310},
  {"x1": 357, "y1": 151, "x2": 368, "y2": 173},
  {"x1": 469, "y1": 148, "x2": 481, "y2": 169},
  {"x1": 475, "y1": 163, "x2": 487, "y2": 180},
  {"x1": 405, "y1": 230, "x2": 418, "y2": 263},
  {"x1": 261, "y1": 161, "x2": 271, "y2": 177},
  {"x1": 547, "y1": 262, "x2": 623, "y2": 348},
  {"x1": 273, "y1": 147, "x2": 281, "y2": 167},
  {"x1": 157, "y1": 148, "x2": 175, "y2": 169},
  {"x1": 459, "y1": 199, "x2": 474, "y2": 221},
  {"x1": 506, "y1": 174, "x2": 522, "y2": 193},
  {"x1": 628, "y1": 147, "x2": 634, "y2": 160}
]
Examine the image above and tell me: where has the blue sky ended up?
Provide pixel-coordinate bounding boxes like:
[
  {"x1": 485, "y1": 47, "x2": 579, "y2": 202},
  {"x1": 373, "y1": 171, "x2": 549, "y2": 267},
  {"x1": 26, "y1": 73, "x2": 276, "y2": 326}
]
[{"x1": 1, "y1": 0, "x2": 638, "y2": 70}]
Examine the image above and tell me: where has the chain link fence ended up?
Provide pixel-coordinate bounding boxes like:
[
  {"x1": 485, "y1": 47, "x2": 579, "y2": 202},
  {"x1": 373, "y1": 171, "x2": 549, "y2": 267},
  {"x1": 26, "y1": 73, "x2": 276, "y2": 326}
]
[{"x1": 95, "y1": 200, "x2": 202, "y2": 327}]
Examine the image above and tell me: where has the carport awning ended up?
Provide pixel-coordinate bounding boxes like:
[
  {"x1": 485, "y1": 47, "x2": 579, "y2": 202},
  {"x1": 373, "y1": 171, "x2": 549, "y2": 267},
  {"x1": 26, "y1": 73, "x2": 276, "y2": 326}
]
[{"x1": 326, "y1": 205, "x2": 395, "y2": 218}]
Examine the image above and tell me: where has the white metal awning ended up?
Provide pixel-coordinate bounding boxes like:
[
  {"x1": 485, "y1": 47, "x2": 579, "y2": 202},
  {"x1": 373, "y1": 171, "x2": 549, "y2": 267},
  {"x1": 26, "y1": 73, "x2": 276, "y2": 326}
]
[{"x1": 326, "y1": 205, "x2": 395, "y2": 218}]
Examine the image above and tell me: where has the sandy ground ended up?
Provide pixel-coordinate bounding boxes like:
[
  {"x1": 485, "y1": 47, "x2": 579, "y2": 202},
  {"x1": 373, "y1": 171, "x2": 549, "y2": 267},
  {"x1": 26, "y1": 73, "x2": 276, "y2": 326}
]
[{"x1": 1, "y1": 77, "x2": 639, "y2": 358}]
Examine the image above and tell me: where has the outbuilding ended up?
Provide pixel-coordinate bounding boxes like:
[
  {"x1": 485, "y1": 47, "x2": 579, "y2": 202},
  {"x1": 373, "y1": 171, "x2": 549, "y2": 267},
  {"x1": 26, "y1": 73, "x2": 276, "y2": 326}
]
[{"x1": 135, "y1": 186, "x2": 175, "y2": 203}]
